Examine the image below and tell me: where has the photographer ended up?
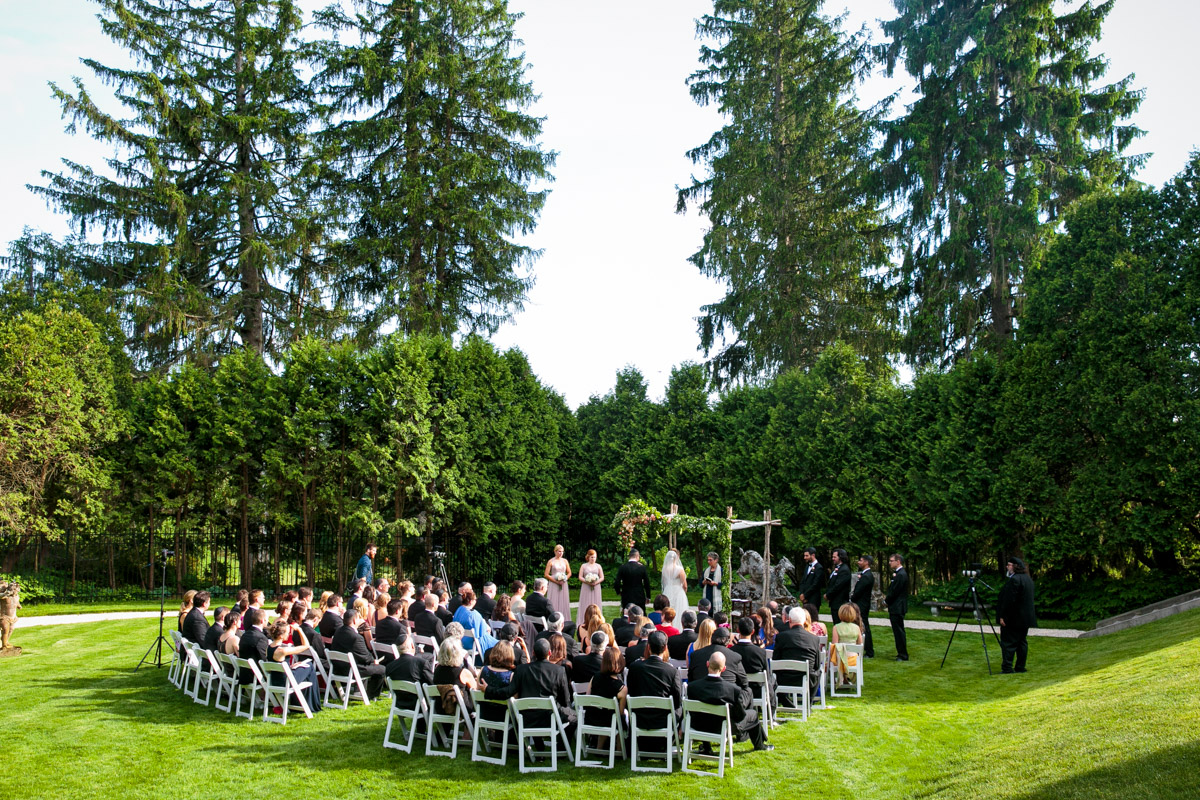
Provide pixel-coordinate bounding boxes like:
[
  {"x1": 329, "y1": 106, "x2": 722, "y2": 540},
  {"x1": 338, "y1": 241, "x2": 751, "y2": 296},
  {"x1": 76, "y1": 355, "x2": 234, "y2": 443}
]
[{"x1": 998, "y1": 557, "x2": 1037, "y2": 674}]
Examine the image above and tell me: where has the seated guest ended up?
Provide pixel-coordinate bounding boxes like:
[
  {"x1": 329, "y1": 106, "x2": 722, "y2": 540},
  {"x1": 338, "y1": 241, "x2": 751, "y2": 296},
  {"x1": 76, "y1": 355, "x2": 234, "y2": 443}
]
[
  {"x1": 361, "y1": 584, "x2": 377, "y2": 609},
  {"x1": 732, "y1": 615, "x2": 774, "y2": 710},
  {"x1": 547, "y1": 632, "x2": 572, "y2": 673},
  {"x1": 696, "y1": 597, "x2": 712, "y2": 625},
  {"x1": 613, "y1": 605, "x2": 640, "y2": 647},
  {"x1": 317, "y1": 590, "x2": 332, "y2": 611},
  {"x1": 374, "y1": 576, "x2": 391, "y2": 596},
  {"x1": 234, "y1": 588, "x2": 249, "y2": 615},
  {"x1": 353, "y1": 598, "x2": 375, "y2": 646},
  {"x1": 238, "y1": 608, "x2": 269, "y2": 685},
  {"x1": 444, "y1": 621, "x2": 466, "y2": 640},
  {"x1": 656, "y1": 607, "x2": 681, "y2": 637},
  {"x1": 625, "y1": 632, "x2": 683, "y2": 745},
  {"x1": 451, "y1": 589, "x2": 499, "y2": 655},
  {"x1": 384, "y1": 630, "x2": 435, "y2": 686},
  {"x1": 689, "y1": 650, "x2": 772, "y2": 752},
  {"x1": 347, "y1": 578, "x2": 367, "y2": 607},
  {"x1": 372, "y1": 592, "x2": 391, "y2": 627},
  {"x1": 181, "y1": 590, "x2": 211, "y2": 649},
  {"x1": 476, "y1": 582, "x2": 498, "y2": 619},
  {"x1": 435, "y1": 591, "x2": 454, "y2": 626},
  {"x1": 830, "y1": 603, "x2": 864, "y2": 685},
  {"x1": 220, "y1": 610, "x2": 243, "y2": 656},
  {"x1": 649, "y1": 594, "x2": 670, "y2": 626},
  {"x1": 449, "y1": 582, "x2": 473, "y2": 614},
  {"x1": 330, "y1": 608, "x2": 386, "y2": 700},
  {"x1": 625, "y1": 622, "x2": 657, "y2": 663},
  {"x1": 713, "y1": 611, "x2": 729, "y2": 630},
  {"x1": 243, "y1": 589, "x2": 265, "y2": 630},
  {"x1": 433, "y1": 636, "x2": 478, "y2": 713},
  {"x1": 272, "y1": 599, "x2": 293, "y2": 625},
  {"x1": 300, "y1": 607, "x2": 325, "y2": 662},
  {"x1": 296, "y1": 587, "x2": 313, "y2": 608},
  {"x1": 754, "y1": 607, "x2": 777, "y2": 649},
  {"x1": 411, "y1": 594, "x2": 447, "y2": 644},
  {"x1": 204, "y1": 605, "x2": 229, "y2": 653},
  {"x1": 485, "y1": 637, "x2": 576, "y2": 737},
  {"x1": 496, "y1": 622, "x2": 529, "y2": 666},
  {"x1": 508, "y1": 580, "x2": 526, "y2": 604},
  {"x1": 376, "y1": 599, "x2": 407, "y2": 648},
  {"x1": 570, "y1": 630, "x2": 607, "y2": 684},
  {"x1": 525, "y1": 578, "x2": 553, "y2": 625},
  {"x1": 479, "y1": 640, "x2": 516, "y2": 723},
  {"x1": 577, "y1": 603, "x2": 605, "y2": 649},
  {"x1": 804, "y1": 602, "x2": 827, "y2": 638},
  {"x1": 772, "y1": 606, "x2": 821, "y2": 701},
  {"x1": 265, "y1": 619, "x2": 322, "y2": 713},
  {"x1": 688, "y1": 626, "x2": 750, "y2": 697},
  {"x1": 687, "y1": 619, "x2": 717, "y2": 665},
  {"x1": 492, "y1": 594, "x2": 538, "y2": 647},
  {"x1": 536, "y1": 613, "x2": 579, "y2": 658},
  {"x1": 318, "y1": 594, "x2": 344, "y2": 639},
  {"x1": 178, "y1": 589, "x2": 197, "y2": 631},
  {"x1": 668, "y1": 610, "x2": 699, "y2": 660},
  {"x1": 588, "y1": 646, "x2": 628, "y2": 727}
]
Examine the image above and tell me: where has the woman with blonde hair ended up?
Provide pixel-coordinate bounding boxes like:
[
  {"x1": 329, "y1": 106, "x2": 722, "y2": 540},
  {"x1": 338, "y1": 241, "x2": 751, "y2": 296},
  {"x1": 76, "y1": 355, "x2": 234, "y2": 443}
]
[
  {"x1": 544, "y1": 544, "x2": 573, "y2": 621},
  {"x1": 353, "y1": 598, "x2": 375, "y2": 646},
  {"x1": 178, "y1": 590, "x2": 197, "y2": 630},
  {"x1": 687, "y1": 618, "x2": 717, "y2": 665},
  {"x1": 831, "y1": 603, "x2": 864, "y2": 685},
  {"x1": 373, "y1": 592, "x2": 390, "y2": 626},
  {"x1": 433, "y1": 636, "x2": 477, "y2": 713}
]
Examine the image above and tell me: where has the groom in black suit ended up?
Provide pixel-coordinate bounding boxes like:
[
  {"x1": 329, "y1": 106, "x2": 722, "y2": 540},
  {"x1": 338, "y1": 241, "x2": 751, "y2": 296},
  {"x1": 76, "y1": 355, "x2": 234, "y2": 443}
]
[{"x1": 614, "y1": 548, "x2": 652, "y2": 611}]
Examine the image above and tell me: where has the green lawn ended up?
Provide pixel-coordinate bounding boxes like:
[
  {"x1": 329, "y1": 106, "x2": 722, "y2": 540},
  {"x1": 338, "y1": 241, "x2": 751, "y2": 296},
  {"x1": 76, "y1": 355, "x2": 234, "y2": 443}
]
[{"x1": 3, "y1": 609, "x2": 1196, "y2": 800}]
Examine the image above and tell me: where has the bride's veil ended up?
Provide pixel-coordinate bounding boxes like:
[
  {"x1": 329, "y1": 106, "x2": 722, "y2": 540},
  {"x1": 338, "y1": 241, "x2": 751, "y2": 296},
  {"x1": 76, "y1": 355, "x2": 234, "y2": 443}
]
[{"x1": 661, "y1": 549, "x2": 679, "y2": 588}]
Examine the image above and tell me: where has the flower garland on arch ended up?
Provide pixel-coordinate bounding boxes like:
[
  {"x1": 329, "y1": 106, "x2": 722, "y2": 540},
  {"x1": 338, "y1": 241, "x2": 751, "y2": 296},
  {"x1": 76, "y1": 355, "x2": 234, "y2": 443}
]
[{"x1": 610, "y1": 499, "x2": 665, "y2": 554}]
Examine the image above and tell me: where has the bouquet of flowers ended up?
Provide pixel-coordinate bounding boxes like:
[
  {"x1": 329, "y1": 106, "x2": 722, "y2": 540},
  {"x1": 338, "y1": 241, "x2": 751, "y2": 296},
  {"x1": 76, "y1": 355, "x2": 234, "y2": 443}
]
[
  {"x1": 582, "y1": 573, "x2": 600, "y2": 585},
  {"x1": 552, "y1": 572, "x2": 566, "y2": 583}
]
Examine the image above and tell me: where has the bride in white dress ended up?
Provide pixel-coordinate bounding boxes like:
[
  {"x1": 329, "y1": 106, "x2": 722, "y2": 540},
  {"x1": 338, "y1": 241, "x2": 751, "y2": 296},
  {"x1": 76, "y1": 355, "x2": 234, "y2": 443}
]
[{"x1": 661, "y1": 549, "x2": 690, "y2": 614}]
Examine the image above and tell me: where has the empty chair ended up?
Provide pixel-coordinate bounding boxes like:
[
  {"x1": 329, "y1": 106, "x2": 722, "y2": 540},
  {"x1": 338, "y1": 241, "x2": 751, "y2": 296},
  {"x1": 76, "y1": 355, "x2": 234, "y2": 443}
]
[
  {"x1": 626, "y1": 696, "x2": 678, "y2": 773},
  {"x1": 383, "y1": 679, "x2": 428, "y2": 754},
  {"x1": 470, "y1": 689, "x2": 514, "y2": 766},
  {"x1": 746, "y1": 671, "x2": 775, "y2": 729},
  {"x1": 770, "y1": 659, "x2": 812, "y2": 721},
  {"x1": 574, "y1": 694, "x2": 626, "y2": 769},
  {"x1": 510, "y1": 696, "x2": 574, "y2": 773},
  {"x1": 681, "y1": 699, "x2": 734, "y2": 777}
]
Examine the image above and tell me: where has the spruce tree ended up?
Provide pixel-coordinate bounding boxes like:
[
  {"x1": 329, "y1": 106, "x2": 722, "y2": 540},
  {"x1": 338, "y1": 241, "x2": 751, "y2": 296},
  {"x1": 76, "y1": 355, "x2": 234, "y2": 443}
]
[
  {"x1": 32, "y1": 0, "x2": 325, "y2": 366},
  {"x1": 678, "y1": 0, "x2": 894, "y2": 387},
  {"x1": 879, "y1": 0, "x2": 1143, "y2": 366},
  {"x1": 313, "y1": 0, "x2": 555, "y2": 340}
]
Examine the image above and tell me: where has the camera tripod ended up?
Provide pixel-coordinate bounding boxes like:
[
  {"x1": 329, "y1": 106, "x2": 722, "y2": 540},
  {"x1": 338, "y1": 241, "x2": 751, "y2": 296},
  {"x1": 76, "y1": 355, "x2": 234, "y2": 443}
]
[
  {"x1": 136, "y1": 552, "x2": 172, "y2": 671},
  {"x1": 939, "y1": 571, "x2": 1002, "y2": 674}
]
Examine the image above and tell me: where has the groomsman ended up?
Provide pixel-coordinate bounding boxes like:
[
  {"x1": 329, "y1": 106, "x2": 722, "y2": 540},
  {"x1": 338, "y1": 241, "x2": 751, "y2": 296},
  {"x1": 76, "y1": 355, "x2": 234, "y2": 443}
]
[
  {"x1": 886, "y1": 554, "x2": 909, "y2": 661},
  {"x1": 795, "y1": 547, "x2": 826, "y2": 612},
  {"x1": 824, "y1": 549, "x2": 851, "y2": 621},
  {"x1": 851, "y1": 556, "x2": 875, "y2": 657}
]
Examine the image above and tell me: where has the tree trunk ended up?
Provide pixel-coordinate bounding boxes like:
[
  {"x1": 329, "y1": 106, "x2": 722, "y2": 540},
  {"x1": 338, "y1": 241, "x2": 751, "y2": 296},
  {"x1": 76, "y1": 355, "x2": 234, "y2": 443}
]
[
  {"x1": 234, "y1": 0, "x2": 263, "y2": 355},
  {"x1": 240, "y1": 463, "x2": 252, "y2": 591}
]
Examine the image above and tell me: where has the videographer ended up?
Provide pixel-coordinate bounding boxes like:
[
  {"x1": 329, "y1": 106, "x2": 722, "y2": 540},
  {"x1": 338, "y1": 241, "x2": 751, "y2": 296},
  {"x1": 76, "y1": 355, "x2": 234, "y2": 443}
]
[{"x1": 998, "y1": 557, "x2": 1037, "y2": 674}]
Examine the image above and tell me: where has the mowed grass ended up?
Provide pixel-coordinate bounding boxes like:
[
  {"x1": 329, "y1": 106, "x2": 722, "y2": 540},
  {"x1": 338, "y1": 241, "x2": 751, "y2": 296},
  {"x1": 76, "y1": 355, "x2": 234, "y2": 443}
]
[{"x1": 2, "y1": 611, "x2": 1197, "y2": 800}]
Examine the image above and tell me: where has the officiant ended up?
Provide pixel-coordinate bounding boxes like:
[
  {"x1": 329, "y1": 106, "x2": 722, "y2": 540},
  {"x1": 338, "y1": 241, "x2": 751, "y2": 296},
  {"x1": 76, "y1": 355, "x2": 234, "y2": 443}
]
[{"x1": 702, "y1": 551, "x2": 723, "y2": 613}]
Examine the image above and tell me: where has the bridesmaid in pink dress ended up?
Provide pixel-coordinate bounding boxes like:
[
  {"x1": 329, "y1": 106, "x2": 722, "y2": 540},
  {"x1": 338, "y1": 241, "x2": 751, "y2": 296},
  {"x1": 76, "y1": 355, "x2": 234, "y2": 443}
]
[
  {"x1": 544, "y1": 544, "x2": 573, "y2": 622},
  {"x1": 576, "y1": 549, "x2": 604, "y2": 628}
]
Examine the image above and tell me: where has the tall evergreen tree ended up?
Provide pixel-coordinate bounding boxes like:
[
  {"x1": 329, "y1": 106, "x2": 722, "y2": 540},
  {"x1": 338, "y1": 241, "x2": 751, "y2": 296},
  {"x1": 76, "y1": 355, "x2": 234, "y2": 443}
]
[
  {"x1": 314, "y1": 0, "x2": 554, "y2": 340},
  {"x1": 32, "y1": 0, "x2": 328, "y2": 366},
  {"x1": 879, "y1": 0, "x2": 1143, "y2": 366},
  {"x1": 678, "y1": 0, "x2": 894, "y2": 387}
]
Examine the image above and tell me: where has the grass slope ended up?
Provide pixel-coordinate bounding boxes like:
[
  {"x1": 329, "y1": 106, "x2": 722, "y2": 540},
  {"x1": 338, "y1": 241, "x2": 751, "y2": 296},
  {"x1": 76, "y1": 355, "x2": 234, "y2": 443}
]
[{"x1": 2, "y1": 611, "x2": 1196, "y2": 800}]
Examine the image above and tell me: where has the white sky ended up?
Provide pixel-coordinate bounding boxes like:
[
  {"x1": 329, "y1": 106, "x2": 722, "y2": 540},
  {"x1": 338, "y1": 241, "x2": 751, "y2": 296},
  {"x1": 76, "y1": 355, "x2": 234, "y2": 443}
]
[{"x1": 3, "y1": 0, "x2": 1198, "y2": 407}]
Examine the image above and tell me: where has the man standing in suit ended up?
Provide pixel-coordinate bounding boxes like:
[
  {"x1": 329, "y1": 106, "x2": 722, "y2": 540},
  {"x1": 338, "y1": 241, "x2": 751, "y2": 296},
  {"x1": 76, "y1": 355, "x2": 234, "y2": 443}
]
[
  {"x1": 330, "y1": 607, "x2": 386, "y2": 699},
  {"x1": 181, "y1": 591, "x2": 211, "y2": 647},
  {"x1": 689, "y1": 651, "x2": 773, "y2": 752},
  {"x1": 237, "y1": 608, "x2": 269, "y2": 685},
  {"x1": 998, "y1": 557, "x2": 1037, "y2": 674},
  {"x1": 626, "y1": 632, "x2": 684, "y2": 745},
  {"x1": 795, "y1": 547, "x2": 826, "y2": 612},
  {"x1": 851, "y1": 555, "x2": 876, "y2": 657},
  {"x1": 824, "y1": 549, "x2": 851, "y2": 621},
  {"x1": 614, "y1": 549, "x2": 652, "y2": 612},
  {"x1": 476, "y1": 582, "x2": 498, "y2": 618},
  {"x1": 485, "y1": 637, "x2": 576, "y2": 736},
  {"x1": 886, "y1": 553, "x2": 909, "y2": 661},
  {"x1": 772, "y1": 607, "x2": 821, "y2": 701},
  {"x1": 525, "y1": 578, "x2": 553, "y2": 624}
]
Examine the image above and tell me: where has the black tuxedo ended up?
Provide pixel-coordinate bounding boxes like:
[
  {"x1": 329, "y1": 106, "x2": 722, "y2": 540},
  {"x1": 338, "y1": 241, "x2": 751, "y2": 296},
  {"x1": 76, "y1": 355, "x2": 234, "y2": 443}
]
[
  {"x1": 535, "y1": 629, "x2": 580, "y2": 659},
  {"x1": 569, "y1": 650, "x2": 603, "y2": 684},
  {"x1": 409, "y1": 607, "x2": 446, "y2": 643},
  {"x1": 435, "y1": 606, "x2": 453, "y2": 626},
  {"x1": 772, "y1": 626, "x2": 820, "y2": 698},
  {"x1": 300, "y1": 622, "x2": 325, "y2": 662},
  {"x1": 202, "y1": 621, "x2": 225, "y2": 654},
  {"x1": 626, "y1": 655, "x2": 684, "y2": 731},
  {"x1": 696, "y1": 611, "x2": 711, "y2": 626},
  {"x1": 237, "y1": 627, "x2": 268, "y2": 684},
  {"x1": 330, "y1": 624, "x2": 386, "y2": 699},
  {"x1": 613, "y1": 618, "x2": 636, "y2": 647},
  {"x1": 525, "y1": 592, "x2": 552, "y2": 623},
  {"x1": 851, "y1": 569, "x2": 876, "y2": 657},
  {"x1": 475, "y1": 593, "x2": 496, "y2": 619},
  {"x1": 385, "y1": 651, "x2": 435, "y2": 685},
  {"x1": 625, "y1": 639, "x2": 650, "y2": 663},
  {"x1": 886, "y1": 567, "x2": 909, "y2": 659},
  {"x1": 181, "y1": 607, "x2": 210, "y2": 648},
  {"x1": 486, "y1": 659, "x2": 576, "y2": 729},
  {"x1": 614, "y1": 560, "x2": 652, "y2": 611},
  {"x1": 730, "y1": 641, "x2": 770, "y2": 676},
  {"x1": 796, "y1": 561, "x2": 827, "y2": 610},
  {"x1": 825, "y1": 564, "x2": 851, "y2": 618},
  {"x1": 318, "y1": 610, "x2": 344, "y2": 639},
  {"x1": 687, "y1": 644, "x2": 749, "y2": 698},
  {"x1": 667, "y1": 629, "x2": 698, "y2": 660},
  {"x1": 687, "y1": 674, "x2": 765, "y2": 748},
  {"x1": 448, "y1": 594, "x2": 465, "y2": 615},
  {"x1": 998, "y1": 571, "x2": 1036, "y2": 672},
  {"x1": 375, "y1": 616, "x2": 405, "y2": 646}
]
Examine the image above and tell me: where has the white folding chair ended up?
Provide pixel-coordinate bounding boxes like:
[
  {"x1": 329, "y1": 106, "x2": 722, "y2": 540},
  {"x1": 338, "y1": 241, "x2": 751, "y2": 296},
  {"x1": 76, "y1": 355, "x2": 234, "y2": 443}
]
[
  {"x1": 168, "y1": 631, "x2": 184, "y2": 687},
  {"x1": 830, "y1": 643, "x2": 864, "y2": 698},
  {"x1": 325, "y1": 650, "x2": 372, "y2": 709},
  {"x1": 574, "y1": 694, "x2": 626, "y2": 768},
  {"x1": 668, "y1": 658, "x2": 689, "y2": 672},
  {"x1": 770, "y1": 659, "x2": 812, "y2": 721},
  {"x1": 383, "y1": 679, "x2": 428, "y2": 754},
  {"x1": 528, "y1": 615, "x2": 549, "y2": 632},
  {"x1": 413, "y1": 634, "x2": 437, "y2": 654},
  {"x1": 180, "y1": 641, "x2": 203, "y2": 700},
  {"x1": 259, "y1": 660, "x2": 314, "y2": 724},
  {"x1": 488, "y1": 619, "x2": 506, "y2": 634},
  {"x1": 510, "y1": 697, "x2": 574, "y2": 773},
  {"x1": 421, "y1": 683, "x2": 473, "y2": 758},
  {"x1": 681, "y1": 699, "x2": 734, "y2": 777},
  {"x1": 188, "y1": 644, "x2": 219, "y2": 706},
  {"x1": 627, "y1": 696, "x2": 678, "y2": 773},
  {"x1": 372, "y1": 641, "x2": 399, "y2": 662},
  {"x1": 571, "y1": 680, "x2": 591, "y2": 695},
  {"x1": 471, "y1": 689, "x2": 515, "y2": 766},
  {"x1": 747, "y1": 671, "x2": 775, "y2": 729},
  {"x1": 211, "y1": 651, "x2": 238, "y2": 712},
  {"x1": 307, "y1": 646, "x2": 331, "y2": 692},
  {"x1": 233, "y1": 657, "x2": 266, "y2": 720}
]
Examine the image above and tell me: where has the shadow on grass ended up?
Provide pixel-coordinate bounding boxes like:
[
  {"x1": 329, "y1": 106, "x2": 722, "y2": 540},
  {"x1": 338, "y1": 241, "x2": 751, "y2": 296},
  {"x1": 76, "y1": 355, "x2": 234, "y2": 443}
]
[{"x1": 1006, "y1": 740, "x2": 1200, "y2": 800}]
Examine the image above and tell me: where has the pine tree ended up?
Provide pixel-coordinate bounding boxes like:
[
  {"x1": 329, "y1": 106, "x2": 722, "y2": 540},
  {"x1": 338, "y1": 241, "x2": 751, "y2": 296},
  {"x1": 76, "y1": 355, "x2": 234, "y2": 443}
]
[
  {"x1": 32, "y1": 0, "x2": 327, "y2": 366},
  {"x1": 678, "y1": 0, "x2": 895, "y2": 387},
  {"x1": 879, "y1": 0, "x2": 1143, "y2": 366},
  {"x1": 313, "y1": 0, "x2": 555, "y2": 340}
]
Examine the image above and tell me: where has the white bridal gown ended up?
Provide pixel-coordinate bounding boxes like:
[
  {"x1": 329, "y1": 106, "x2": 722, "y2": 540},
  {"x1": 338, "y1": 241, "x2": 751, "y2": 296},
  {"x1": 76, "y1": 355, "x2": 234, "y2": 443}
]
[{"x1": 661, "y1": 551, "x2": 690, "y2": 614}]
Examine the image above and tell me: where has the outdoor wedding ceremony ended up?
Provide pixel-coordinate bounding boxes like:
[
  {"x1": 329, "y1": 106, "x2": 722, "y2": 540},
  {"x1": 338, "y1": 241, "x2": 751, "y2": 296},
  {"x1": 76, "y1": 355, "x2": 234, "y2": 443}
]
[{"x1": 2, "y1": 0, "x2": 1198, "y2": 798}]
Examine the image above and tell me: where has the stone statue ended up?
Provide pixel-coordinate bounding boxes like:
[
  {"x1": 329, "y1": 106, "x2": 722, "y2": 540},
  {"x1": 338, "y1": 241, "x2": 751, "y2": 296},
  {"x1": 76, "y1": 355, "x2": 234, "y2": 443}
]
[
  {"x1": 0, "y1": 580, "x2": 21, "y2": 656},
  {"x1": 730, "y1": 549, "x2": 795, "y2": 604}
]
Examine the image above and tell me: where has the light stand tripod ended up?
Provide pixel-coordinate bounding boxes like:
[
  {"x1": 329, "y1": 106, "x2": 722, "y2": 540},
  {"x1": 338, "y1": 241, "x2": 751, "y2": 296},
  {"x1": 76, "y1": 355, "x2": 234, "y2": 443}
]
[
  {"x1": 939, "y1": 565, "x2": 1002, "y2": 674},
  {"x1": 136, "y1": 549, "x2": 173, "y2": 671}
]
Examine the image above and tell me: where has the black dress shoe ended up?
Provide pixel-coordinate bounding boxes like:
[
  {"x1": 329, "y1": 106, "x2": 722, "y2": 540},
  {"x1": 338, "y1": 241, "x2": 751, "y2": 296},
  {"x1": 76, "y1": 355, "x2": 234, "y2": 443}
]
[
  {"x1": 754, "y1": 743, "x2": 775, "y2": 752},
  {"x1": 894, "y1": 656, "x2": 908, "y2": 661},
  {"x1": 697, "y1": 743, "x2": 714, "y2": 756}
]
